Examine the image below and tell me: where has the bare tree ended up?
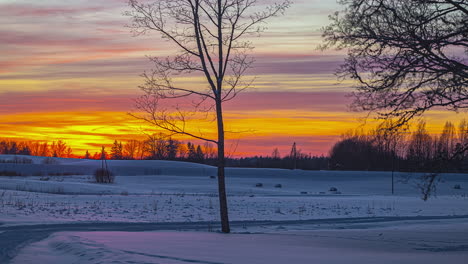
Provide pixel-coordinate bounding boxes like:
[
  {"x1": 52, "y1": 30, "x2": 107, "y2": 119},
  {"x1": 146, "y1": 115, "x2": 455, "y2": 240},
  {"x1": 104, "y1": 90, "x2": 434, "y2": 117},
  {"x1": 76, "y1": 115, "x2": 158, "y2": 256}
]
[
  {"x1": 322, "y1": 0, "x2": 467, "y2": 127},
  {"x1": 144, "y1": 133, "x2": 167, "y2": 159},
  {"x1": 435, "y1": 121, "x2": 457, "y2": 160},
  {"x1": 458, "y1": 119, "x2": 468, "y2": 160},
  {"x1": 203, "y1": 142, "x2": 217, "y2": 159},
  {"x1": 124, "y1": 140, "x2": 140, "y2": 159},
  {"x1": 125, "y1": 0, "x2": 290, "y2": 233},
  {"x1": 271, "y1": 147, "x2": 280, "y2": 159},
  {"x1": 51, "y1": 140, "x2": 68, "y2": 158}
]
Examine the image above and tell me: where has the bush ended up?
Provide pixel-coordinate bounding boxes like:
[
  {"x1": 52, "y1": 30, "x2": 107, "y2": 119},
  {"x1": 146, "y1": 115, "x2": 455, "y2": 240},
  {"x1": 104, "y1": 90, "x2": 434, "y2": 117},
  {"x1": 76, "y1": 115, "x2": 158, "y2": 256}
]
[
  {"x1": 94, "y1": 168, "x2": 114, "y2": 183},
  {"x1": 255, "y1": 183, "x2": 263, "y2": 187}
]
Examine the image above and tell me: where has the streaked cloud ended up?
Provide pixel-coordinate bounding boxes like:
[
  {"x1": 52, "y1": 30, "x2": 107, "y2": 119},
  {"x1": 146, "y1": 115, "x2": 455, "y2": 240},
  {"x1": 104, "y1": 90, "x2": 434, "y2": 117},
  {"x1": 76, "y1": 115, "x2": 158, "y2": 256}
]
[{"x1": 0, "y1": 0, "x2": 463, "y2": 156}]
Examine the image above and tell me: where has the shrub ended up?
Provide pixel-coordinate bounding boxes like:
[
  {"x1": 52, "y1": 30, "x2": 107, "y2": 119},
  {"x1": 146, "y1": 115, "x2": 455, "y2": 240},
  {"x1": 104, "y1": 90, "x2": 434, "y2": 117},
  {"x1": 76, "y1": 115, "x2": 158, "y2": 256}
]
[
  {"x1": 94, "y1": 168, "x2": 114, "y2": 183},
  {"x1": 255, "y1": 183, "x2": 263, "y2": 187},
  {"x1": 275, "y1": 184, "x2": 282, "y2": 188},
  {"x1": 454, "y1": 184, "x2": 462, "y2": 190}
]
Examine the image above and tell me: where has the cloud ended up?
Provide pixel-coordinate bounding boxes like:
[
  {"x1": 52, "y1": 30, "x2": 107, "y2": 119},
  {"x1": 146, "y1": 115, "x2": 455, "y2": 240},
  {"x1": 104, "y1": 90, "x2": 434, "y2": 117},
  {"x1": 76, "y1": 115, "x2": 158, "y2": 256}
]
[
  {"x1": 225, "y1": 91, "x2": 350, "y2": 112},
  {"x1": 0, "y1": 3, "x2": 105, "y2": 17},
  {"x1": 0, "y1": 88, "x2": 351, "y2": 115}
]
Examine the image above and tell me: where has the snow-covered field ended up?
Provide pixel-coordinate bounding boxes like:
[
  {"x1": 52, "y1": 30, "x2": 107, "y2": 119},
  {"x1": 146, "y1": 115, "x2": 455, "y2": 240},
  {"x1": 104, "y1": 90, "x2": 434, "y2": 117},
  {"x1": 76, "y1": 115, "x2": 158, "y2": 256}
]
[{"x1": 0, "y1": 155, "x2": 467, "y2": 263}]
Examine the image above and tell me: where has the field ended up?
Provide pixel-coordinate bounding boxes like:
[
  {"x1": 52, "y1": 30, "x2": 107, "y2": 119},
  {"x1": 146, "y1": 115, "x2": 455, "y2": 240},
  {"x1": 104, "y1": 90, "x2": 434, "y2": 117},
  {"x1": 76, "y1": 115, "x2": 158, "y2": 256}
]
[{"x1": 1, "y1": 155, "x2": 467, "y2": 263}]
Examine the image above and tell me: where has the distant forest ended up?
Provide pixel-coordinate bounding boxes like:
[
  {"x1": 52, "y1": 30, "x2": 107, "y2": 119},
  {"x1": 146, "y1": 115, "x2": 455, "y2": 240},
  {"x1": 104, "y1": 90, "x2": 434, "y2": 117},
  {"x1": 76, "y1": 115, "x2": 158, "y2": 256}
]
[{"x1": 1, "y1": 119, "x2": 467, "y2": 173}]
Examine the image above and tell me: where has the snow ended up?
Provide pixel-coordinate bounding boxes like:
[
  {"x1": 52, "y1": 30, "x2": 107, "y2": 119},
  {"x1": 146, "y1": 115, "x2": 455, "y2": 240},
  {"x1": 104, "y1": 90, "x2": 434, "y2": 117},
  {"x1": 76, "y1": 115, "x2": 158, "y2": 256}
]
[
  {"x1": 1, "y1": 155, "x2": 467, "y2": 263},
  {"x1": 11, "y1": 220, "x2": 468, "y2": 264}
]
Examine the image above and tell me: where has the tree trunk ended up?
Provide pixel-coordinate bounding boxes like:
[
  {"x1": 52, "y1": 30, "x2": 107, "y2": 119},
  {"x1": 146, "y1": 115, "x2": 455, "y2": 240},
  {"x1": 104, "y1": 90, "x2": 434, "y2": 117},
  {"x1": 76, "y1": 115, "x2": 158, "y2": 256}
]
[{"x1": 216, "y1": 99, "x2": 230, "y2": 233}]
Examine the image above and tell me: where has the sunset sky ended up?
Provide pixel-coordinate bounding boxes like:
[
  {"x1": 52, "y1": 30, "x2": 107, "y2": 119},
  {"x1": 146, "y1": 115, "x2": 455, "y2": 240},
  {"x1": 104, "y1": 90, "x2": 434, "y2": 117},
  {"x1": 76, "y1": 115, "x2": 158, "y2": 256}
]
[{"x1": 0, "y1": 0, "x2": 465, "y2": 157}]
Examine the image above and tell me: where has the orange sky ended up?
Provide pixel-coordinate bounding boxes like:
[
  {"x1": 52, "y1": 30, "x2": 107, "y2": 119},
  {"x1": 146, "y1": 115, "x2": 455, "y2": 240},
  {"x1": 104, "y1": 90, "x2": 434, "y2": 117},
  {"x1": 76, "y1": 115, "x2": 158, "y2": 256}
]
[{"x1": 0, "y1": 0, "x2": 466, "y2": 157}]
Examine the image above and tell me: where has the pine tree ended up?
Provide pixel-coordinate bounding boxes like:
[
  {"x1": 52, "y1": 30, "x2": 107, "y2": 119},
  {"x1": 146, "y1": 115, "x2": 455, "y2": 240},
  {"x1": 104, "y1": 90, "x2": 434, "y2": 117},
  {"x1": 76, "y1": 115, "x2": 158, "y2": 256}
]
[
  {"x1": 290, "y1": 142, "x2": 297, "y2": 170},
  {"x1": 84, "y1": 150, "x2": 91, "y2": 159},
  {"x1": 196, "y1": 145, "x2": 205, "y2": 163},
  {"x1": 187, "y1": 142, "x2": 197, "y2": 161},
  {"x1": 166, "y1": 138, "x2": 179, "y2": 160},
  {"x1": 110, "y1": 140, "x2": 123, "y2": 160}
]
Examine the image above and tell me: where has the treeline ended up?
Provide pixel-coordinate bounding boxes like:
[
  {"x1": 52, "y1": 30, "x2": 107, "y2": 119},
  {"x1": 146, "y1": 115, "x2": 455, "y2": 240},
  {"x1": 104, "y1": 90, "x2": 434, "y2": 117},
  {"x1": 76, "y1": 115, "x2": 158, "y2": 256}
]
[
  {"x1": 225, "y1": 143, "x2": 328, "y2": 170},
  {"x1": 225, "y1": 156, "x2": 329, "y2": 170},
  {"x1": 2, "y1": 119, "x2": 467, "y2": 173},
  {"x1": 329, "y1": 120, "x2": 468, "y2": 173},
  {"x1": 96, "y1": 137, "x2": 328, "y2": 170},
  {"x1": 0, "y1": 140, "x2": 73, "y2": 158},
  {"x1": 88, "y1": 133, "x2": 216, "y2": 163}
]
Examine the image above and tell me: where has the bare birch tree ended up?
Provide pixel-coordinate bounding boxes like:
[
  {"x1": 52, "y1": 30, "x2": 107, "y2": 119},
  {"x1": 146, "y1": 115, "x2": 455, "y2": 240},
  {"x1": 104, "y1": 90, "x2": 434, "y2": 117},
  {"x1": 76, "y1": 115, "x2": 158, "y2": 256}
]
[{"x1": 125, "y1": 0, "x2": 290, "y2": 233}]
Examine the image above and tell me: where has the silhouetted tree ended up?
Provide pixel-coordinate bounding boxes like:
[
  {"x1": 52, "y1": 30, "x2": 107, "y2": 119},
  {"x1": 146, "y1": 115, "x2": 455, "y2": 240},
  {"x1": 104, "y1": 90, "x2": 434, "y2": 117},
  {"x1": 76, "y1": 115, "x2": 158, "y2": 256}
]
[
  {"x1": 144, "y1": 133, "x2": 167, "y2": 159},
  {"x1": 51, "y1": 140, "x2": 68, "y2": 158},
  {"x1": 323, "y1": 0, "x2": 468, "y2": 127},
  {"x1": 196, "y1": 145, "x2": 205, "y2": 163},
  {"x1": 126, "y1": 0, "x2": 290, "y2": 233},
  {"x1": 329, "y1": 134, "x2": 376, "y2": 170},
  {"x1": 406, "y1": 121, "x2": 433, "y2": 170},
  {"x1": 111, "y1": 140, "x2": 124, "y2": 160},
  {"x1": 290, "y1": 142, "x2": 297, "y2": 169},
  {"x1": 166, "y1": 138, "x2": 180, "y2": 160},
  {"x1": 203, "y1": 142, "x2": 216, "y2": 159},
  {"x1": 187, "y1": 142, "x2": 197, "y2": 162},
  {"x1": 457, "y1": 119, "x2": 468, "y2": 166},
  {"x1": 100, "y1": 146, "x2": 107, "y2": 160},
  {"x1": 271, "y1": 148, "x2": 280, "y2": 159},
  {"x1": 124, "y1": 140, "x2": 140, "y2": 159}
]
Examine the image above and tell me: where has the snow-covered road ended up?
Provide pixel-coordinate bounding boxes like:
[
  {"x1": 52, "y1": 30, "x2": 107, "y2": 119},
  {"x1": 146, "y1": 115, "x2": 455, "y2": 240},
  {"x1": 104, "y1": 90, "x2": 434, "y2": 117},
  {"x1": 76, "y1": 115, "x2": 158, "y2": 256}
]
[
  {"x1": 2, "y1": 215, "x2": 468, "y2": 263},
  {"x1": 2, "y1": 216, "x2": 468, "y2": 264}
]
